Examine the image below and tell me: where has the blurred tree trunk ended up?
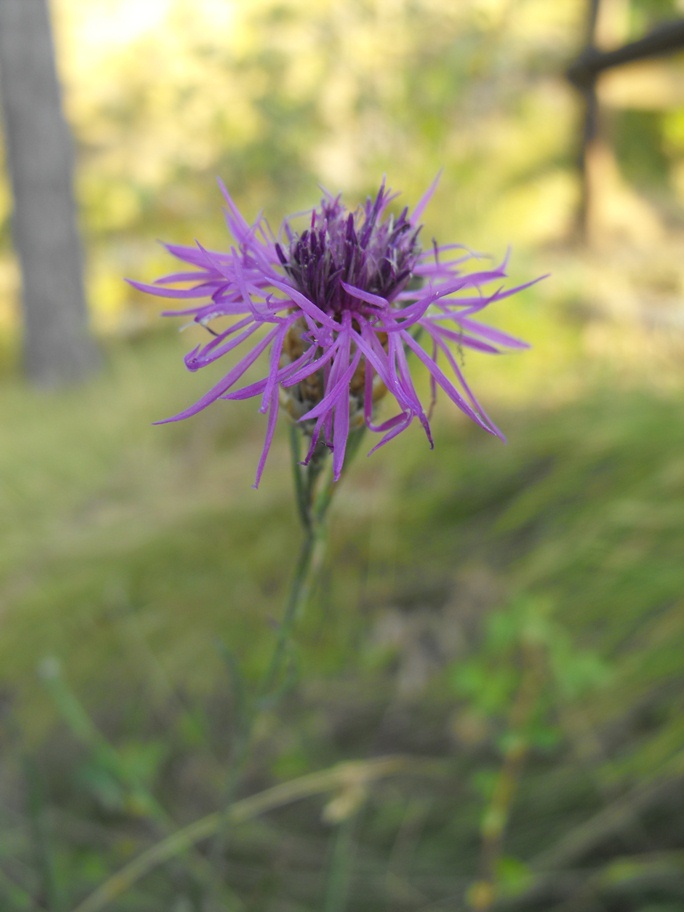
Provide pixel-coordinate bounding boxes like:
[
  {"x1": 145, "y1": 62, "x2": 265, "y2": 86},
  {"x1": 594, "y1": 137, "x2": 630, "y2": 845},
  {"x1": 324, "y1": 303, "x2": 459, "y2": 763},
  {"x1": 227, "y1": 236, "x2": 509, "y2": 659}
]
[
  {"x1": 568, "y1": 0, "x2": 684, "y2": 243},
  {"x1": 0, "y1": 0, "x2": 99, "y2": 385},
  {"x1": 574, "y1": 0, "x2": 602, "y2": 242}
]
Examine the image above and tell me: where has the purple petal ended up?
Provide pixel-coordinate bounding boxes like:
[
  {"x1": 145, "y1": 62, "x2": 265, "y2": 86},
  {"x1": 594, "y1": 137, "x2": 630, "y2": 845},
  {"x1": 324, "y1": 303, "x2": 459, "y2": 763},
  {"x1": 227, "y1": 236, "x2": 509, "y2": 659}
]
[
  {"x1": 443, "y1": 316, "x2": 529, "y2": 349},
  {"x1": 402, "y1": 332, "x2": 501, "y2": 438},
  {"x1": 410, "y1": 171, "x2": 442, "y2": 225},
  {"x1": 185, "y1": 320, "x2": 260, "y2": 370},
  {"x1": 340, "y1": 281, "x2": 388, "y2": 308},
  {"x1": 269, "y1": 279, "x2": 338, "y2": 330},
  {"x1": 299, "y1": 345, "x2": 360, "y2": 422},
  {"x1": 127, "y1": 278, "x2": 218, "y2": 300},
  {"x1": 424, "y1": 324, "x2": 501, "y2": 433},
  {"x1": 367, "y1": 411, "x2": 413, "y2": 454},
  {"x1": 156, "y1": 327, "x2": 279, "y2": 422},
  {"x1": 281, "y1": 337, "x2": 342, "y2": 388},
  {"x1": 253, "y1": 384, "x2": 280, "y2": 488}
]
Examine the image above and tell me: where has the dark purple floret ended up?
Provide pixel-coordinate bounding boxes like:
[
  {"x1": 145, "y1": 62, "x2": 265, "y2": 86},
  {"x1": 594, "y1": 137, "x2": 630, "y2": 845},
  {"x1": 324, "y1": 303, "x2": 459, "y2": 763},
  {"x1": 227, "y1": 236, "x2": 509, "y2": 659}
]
[{"x1": 275, "y1": 186, "x2": 421, "y2": 318}]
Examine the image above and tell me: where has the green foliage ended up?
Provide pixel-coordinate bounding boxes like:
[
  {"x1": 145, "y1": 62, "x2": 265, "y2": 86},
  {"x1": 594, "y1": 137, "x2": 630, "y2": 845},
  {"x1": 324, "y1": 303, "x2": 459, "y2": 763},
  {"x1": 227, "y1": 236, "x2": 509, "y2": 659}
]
[
  {"x1": 614, "y1": 110, "x2": 671, "y2": 189},
  {"x1": 3, "y1": 0, "x2": 681, "y2": 327},
  {"x1": 629, "y1": 0, "x2": 681, "y2": 32},
  {"x1": 495, "y1": 855, "x2": 533, "y2": 898},
  {"x1": 0, "y1": 321, "x2": 683, "y2": 909},
  {"x1": 452, "y1": 594, "x2": 611, "y2": 721}
]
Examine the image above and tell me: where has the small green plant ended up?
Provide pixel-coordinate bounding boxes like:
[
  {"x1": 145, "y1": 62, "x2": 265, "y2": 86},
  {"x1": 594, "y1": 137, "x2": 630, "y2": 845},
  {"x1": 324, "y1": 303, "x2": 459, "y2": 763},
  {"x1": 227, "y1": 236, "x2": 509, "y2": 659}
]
[{"x1": 451, "y1": 596, "x2": 611, "y2": 910}]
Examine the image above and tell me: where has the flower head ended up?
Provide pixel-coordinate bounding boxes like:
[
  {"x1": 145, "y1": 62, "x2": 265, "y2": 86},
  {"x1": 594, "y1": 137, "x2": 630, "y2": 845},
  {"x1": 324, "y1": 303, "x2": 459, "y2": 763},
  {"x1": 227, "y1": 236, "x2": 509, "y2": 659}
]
[{"x1": 131, "y1": 177, "x2": 539, "y2": 486}]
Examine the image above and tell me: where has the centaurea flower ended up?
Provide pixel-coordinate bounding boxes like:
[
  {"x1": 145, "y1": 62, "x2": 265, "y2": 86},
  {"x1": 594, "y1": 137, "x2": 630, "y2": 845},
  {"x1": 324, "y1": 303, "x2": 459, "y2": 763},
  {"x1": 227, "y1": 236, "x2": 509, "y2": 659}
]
[{"x1": 131, "y1": 178, "x2": 539, "y2": 486}]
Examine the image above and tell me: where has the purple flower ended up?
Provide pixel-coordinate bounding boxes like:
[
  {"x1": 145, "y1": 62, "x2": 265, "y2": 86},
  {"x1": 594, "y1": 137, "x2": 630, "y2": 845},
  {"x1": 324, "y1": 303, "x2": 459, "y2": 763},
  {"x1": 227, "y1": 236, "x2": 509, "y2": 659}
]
[{"x1": 131, "y1": 177, "x2": 539, "y2": 487}]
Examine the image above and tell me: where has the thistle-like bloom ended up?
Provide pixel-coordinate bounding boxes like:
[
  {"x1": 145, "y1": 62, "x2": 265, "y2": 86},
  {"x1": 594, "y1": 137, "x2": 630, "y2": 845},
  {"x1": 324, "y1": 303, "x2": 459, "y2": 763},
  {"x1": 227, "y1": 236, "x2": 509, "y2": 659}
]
[{"x1": 132, "y1": 178, "x2": 538, "y2": 486}]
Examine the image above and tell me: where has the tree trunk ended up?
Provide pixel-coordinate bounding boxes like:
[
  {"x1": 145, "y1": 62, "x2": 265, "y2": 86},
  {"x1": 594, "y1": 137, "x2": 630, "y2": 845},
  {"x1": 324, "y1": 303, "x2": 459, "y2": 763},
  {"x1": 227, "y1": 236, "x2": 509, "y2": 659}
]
[{"x1": 0, "y1": 0, "x2": 99, "y2": 385}]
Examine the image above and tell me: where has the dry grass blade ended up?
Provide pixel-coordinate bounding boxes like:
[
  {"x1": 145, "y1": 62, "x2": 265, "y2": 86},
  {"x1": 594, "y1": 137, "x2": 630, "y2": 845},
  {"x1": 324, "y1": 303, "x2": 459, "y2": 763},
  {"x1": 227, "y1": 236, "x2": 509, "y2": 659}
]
[{"x1": 70, "y1": 755, "x2": 441, "y2": 912}]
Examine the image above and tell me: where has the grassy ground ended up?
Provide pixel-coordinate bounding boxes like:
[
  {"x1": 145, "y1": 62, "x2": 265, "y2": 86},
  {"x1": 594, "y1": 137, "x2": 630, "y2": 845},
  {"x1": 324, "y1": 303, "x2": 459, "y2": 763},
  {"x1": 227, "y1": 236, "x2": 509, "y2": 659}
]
[{"x1": 1, "y1": 275, "x2": 684, "y2": 910}]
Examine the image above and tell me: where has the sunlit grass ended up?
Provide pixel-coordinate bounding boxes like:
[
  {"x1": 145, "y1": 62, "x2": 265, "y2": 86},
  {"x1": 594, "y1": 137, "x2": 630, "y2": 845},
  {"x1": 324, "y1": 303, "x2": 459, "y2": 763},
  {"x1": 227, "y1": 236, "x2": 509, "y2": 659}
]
[{"x1": 2, "y1": 304, "x2": 682, "y2": 716}]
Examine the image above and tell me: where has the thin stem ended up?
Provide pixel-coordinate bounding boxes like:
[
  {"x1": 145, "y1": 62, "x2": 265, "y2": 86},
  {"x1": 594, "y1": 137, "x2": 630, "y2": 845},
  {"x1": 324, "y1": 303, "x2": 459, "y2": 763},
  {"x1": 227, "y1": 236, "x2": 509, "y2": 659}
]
[
  {"x1": 323, "y1": 810, "x2": 360, "y2": 912},
  {"x1": 290, "y1": 422, "x2": 310, "y2": 529},
  {"x1": 25, "y1": 758, "x2": 61, "y2": 912},
  {"x1": 207, "y1": 425, "x2": 343, "y2": 885},
  {"x1": 468, "y1": 642, "x2": 541, "y2": 912},
  {"x1": 259, "y1": 524, "x2": 318, "y2": 697},
  {"x1": 262, "y1": 424, "x2": 360, "y2": 692}
]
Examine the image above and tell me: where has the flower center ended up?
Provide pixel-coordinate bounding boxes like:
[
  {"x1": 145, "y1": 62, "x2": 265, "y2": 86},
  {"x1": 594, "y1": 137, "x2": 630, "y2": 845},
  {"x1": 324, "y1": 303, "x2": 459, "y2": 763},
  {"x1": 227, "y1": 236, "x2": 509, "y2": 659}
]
[{"x1": 275, "y1": 193, "x2": 421, "y2": 316}]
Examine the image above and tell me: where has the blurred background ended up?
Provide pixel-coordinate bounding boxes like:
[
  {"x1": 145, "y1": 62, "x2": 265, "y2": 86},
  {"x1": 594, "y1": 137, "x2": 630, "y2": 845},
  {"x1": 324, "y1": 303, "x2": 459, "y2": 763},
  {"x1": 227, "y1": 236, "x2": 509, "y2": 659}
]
[{"x1": 1, "y1": 0, "x2": 684, "y2": 910}]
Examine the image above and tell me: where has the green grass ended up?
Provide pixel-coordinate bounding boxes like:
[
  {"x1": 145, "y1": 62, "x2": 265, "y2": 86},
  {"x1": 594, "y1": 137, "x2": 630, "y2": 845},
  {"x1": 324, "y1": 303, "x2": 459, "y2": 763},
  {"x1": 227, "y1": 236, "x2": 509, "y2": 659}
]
[{"x1": 1, "y1": 314, "x2": 684, "y2": 911}]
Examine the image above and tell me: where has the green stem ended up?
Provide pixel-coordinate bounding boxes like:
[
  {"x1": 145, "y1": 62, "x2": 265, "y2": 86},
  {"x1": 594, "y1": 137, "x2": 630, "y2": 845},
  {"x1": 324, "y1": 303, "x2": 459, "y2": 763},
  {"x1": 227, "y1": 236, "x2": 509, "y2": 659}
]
[
  {"x1": 323, "y1": 810, "x2": 360, "y2": 912},
  {"x1": 259, "y1": 521, "x2": 320, "y2": 698},
  {"x1": 207, "y1": 426, "x2": 338, "y2": 883},
  {"x1": 263, "y1": 425, "x2": 356, "y2": 692},
  {"x1": 23, "y1": 751, "x2": 61, "y2": 912},
  {"x1": 289, "y1": 422, "x2": 310, "y2": 530}
]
